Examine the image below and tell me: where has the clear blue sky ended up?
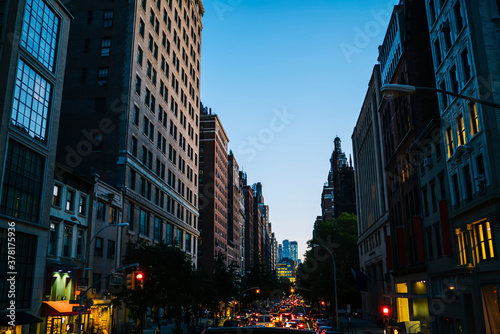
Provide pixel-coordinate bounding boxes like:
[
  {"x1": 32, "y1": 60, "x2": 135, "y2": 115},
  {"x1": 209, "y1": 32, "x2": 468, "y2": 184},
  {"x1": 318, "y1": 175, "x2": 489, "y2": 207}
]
[{"x1": 200, "y1": 0, "x2": 398, "y2": 260}]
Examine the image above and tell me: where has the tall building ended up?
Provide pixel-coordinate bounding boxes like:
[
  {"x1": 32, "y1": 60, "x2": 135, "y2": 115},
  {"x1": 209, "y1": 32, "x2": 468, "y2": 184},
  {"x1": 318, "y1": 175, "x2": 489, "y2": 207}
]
[
  {"x1": 423, "y1": 0, "x2": 500, "y2": 331},
  {"x1": 0, "y1": 0, "x2": 71, "y2": 331},
  {"x1": 352, "y1": 65, "x2": 391, "y2": 323},
  {"x1": 320, "y1": 136, "x2": 356, "y2": 222},
  {"x1": 241, "y1": 173, "x2": 255, "y2": 271},
  {"x1": 57, "y1": 0, "x2": 204, "y2": 275},
  {"x1": 198, "y1": 106, "x2": 229, "y2": 272},
  {"x1": 377, "y1": 0, "x2": 438, "y2": 328},
  {"x1": 228, "y1": 151, "x2": 244, "y2": 272},
  {"x1": 289, "y1": 241, "x2": 298, "y2": 262},
  {"x1": 282, "y1": 239, "x2": 290, "y2": 259}
]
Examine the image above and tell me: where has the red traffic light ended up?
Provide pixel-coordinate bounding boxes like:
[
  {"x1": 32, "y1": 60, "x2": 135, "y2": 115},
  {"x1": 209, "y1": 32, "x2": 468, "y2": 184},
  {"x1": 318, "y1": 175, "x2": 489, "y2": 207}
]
[
  {"x1": 136, "y1": 272, "x2": 144, "y2": 280},
  {"x1": 382, "y1": 306, "x2": 390, "y2": 315}
]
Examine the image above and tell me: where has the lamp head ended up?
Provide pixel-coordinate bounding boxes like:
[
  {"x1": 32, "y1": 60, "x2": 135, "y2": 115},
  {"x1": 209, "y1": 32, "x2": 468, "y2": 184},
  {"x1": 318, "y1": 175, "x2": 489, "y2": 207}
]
[{"x1": 381, "y1": 84, "x2": 416, "y2": 99}]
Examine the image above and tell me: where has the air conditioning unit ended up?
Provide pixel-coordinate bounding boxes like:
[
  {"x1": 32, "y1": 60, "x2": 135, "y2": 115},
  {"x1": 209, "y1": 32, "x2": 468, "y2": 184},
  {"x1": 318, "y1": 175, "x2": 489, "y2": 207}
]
[{"x1": 423, "y1": 158, "x2": 433, "y2": 166}]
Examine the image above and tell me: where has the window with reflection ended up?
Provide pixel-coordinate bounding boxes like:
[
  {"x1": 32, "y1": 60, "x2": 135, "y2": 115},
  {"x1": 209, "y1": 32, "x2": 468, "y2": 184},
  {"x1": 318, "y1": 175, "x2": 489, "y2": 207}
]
[
  {"x1": 11, "y1": 60, "x2": 52, "y2": 141},
  {"x1": 21, "y1": 0, "x2": 60, "y2": 72},
  {"x1": 0, "y1": 140, "x2": 44, "y2": 222}
]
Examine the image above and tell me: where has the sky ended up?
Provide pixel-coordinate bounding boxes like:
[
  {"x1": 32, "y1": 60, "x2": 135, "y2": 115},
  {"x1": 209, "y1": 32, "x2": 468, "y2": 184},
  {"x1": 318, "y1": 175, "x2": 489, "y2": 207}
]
[{"x1": 200, "y1": 0, "x2": 399, "y2": 261}]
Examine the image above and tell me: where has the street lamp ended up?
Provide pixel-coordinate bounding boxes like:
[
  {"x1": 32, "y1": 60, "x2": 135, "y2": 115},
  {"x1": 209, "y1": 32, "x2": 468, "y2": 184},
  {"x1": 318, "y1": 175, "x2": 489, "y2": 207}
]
[
  {"x1": 381, "y1": 83, "x2": 500, "y2": 109},
  {"x1": 70, "y1": 215, "x2": 128, "y2": 334},
  {"x1": 313, "y1": 244, "x2": 338, "y2": 331},
  {"x1": 239, "y1": 287, "x2": 259, "y2": 313}
]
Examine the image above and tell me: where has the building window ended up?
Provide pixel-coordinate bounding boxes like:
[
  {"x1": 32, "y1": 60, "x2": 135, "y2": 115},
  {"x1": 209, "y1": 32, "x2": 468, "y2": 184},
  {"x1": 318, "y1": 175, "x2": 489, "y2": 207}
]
[
  {"x1": 63, "y1": 226, "x2": 72, "y2": 257},
  {"x1": 21, "y1": 0, "x2": 60, "y2": 72},
  {"x1": 101, "y1": 38, "x2": 111, "y2": 56},
  {"x1": 469, "y1": 102, "x2": 479, "y2": 136},
  {"x1": 453, "y1": 0, "x2": 463, "y2": 33},
  {"x1": 456, "y1": 113, "x2": 465, "y2": 146},
  {"x1": 446, "y1": 126, "x2": 454, "y2": 157},
  {"x1": 434, "y1": 223, "x2": 442, "y2": 257},
  {"x1": 103, "y1": 10, "x2": 113, "y2": 27},
  {"x1": 422, "y1": 186, "x2": 429, "y2": 216},
  {"x1": 176, "y1": 228, "x2": 183, "y2": 248},
  {"x1": 139, "y1": 19, "x2": 145, "y2": 38},
  {"x1": 11, "y1": 60, "x2": 52, "y2": 141},
  {"x1": 98, "y1": 67, "x2": 109, "y2": 85},
  {"x1": 166, "y1": 223, "x2": 173, "y2": 244},
  {"x1": 109, "y1": 206, "x2": 118, "y2": 224},
  {"x1": 53, "y1": 184, "x2": 62, "y2": 206},
  {"x1": 66, "y1": 190, "x2": 75, "y2": 211},
  {"x1": 472, "y1": 221, "x2": 496, "y2": 263},
  {"x1": 135, "y1": 75, "x2": 141, "y2": 95},
  {"x1": 133, "y1": 106, "x2": 140, "y2": 125},
  {"x1": 154, "y1": 217, "x2": 161, "y2": 241},
  {"x1": 76, "y1": 229, "x2": 84, "y2": 259},
  {"x1": 131, "y1": 136, "x2": 138, "y2": 156},
  {"x1": 95, "y1": 237, "x2": 103, "y2": 257},
  {"x1": 0, "y1": 140, "x2": 44, "y2": 223},
  {"x1": 107, "y1": 240, "x2": 115, "y2": 259},
  {"x1": 137, "y1": 49, "x2": 144, "y2": 67},
  {"x1": 49, "y1": 223, "x2": 57, "y2": 256},
  {"x1": 461, "y1": 47, "x2": 471, "y2": 82},
  {"x1": 139, "y1": 209, "x2": 148, "y2": 236},
  {"x1": 78, "y1": 195, "x2": 87, "y2": 216},
  {"x1": 97, "y1": 201, "x2": 106, "y2": 221},
  {"x1": 185, "y1": 233, "x2": 191, "y2": 252},
  {"x1": 449, "y1": 65, "x2": 459, "y2": 94},
  {"x1": 0, "y1": 230, "x2": 36, "y2": 309}
]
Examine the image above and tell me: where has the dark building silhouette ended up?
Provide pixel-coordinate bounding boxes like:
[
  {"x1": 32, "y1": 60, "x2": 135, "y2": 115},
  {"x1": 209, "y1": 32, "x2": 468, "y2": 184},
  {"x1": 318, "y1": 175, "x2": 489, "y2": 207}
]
[
  {"x1": 320, "y1": 136, "x2": 356, "y2": 221},
  {"x1": 198, "y1": 105, "x2": 229, "y2": 272}
]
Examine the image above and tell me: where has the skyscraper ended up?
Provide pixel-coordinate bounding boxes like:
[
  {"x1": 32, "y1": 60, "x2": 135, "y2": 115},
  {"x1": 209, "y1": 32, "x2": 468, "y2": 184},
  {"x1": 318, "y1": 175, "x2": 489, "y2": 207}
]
[
  {"x1": 57, "y1": 0, "x2": 204, "y2": 269},
  {"x1": 289, "y1": 241, "x2": 298, "y2": 262},
  {"x1": 0, "y1": 0, "x2": 72, "y2": 329},
  {"x1": 282, "y1": 239, "x2": 290, "y2": 259}
]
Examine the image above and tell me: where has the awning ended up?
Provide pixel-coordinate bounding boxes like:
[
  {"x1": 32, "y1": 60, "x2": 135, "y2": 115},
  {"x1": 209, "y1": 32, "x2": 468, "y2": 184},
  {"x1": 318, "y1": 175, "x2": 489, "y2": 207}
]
[
  {"x1": 42, "y1": 301, "x2": 89, "y2": 316},
  {"x1": 0, "y1": 311, "x2": 43, "y2": 326}
]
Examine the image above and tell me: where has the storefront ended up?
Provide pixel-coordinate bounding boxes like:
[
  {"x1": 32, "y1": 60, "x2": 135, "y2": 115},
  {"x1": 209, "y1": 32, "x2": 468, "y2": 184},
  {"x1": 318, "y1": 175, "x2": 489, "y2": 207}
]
[
  {"x1": 41, "y1": 301, "x2": 89, "y2": 334},
  {"x1": 88, "y1": 300, "x2": 113, "y2": 334}
]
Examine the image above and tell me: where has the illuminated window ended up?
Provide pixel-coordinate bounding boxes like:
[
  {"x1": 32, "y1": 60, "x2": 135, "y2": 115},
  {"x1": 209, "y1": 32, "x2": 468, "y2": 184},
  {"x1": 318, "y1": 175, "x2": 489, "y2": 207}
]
[
  {"x1": 469, "y1": 102, "x2": 479, "y2": 136},
  {"x1": 396, "y1": 298, "x2": 410, "y2": 322},
  {"x1": 471, "y1": 221, "x2": 496, "y2": 263},
  {"x1": 446, "y1": 126, "x2": 454, "y2": 157},
  {"x1": 456, "y1": 114, "x2": 465, "y2": 146},
  {"x1": 396, "y1": 282, "x2": 408, "y2": 293}
]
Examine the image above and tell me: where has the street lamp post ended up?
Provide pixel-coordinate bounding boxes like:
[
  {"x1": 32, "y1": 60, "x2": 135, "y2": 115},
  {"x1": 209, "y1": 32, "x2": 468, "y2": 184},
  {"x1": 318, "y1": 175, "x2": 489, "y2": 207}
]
[
  {"x1": 380, "y1": 83, "x2": 500, "y2": 109},
  {"x1": 313, "y1": 244, "x2": 338, "y2": 331},
  {"x1": 239, "y1": 287, "x2": 259, "y2": 313},
  {"x1": 71, "y1": 215, "x2": 128, "y2": 334}
]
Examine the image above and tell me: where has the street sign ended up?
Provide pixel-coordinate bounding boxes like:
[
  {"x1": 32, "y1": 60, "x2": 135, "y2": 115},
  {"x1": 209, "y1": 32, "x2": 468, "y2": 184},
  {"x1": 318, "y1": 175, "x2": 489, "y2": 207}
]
[
  {"x1": 110, "y1": 276, "x2": 122, "y2": 285},
  {"x1": 72, "y1": 306, "x2": 87, "y2": 312},
  {"x1": 77, "y1": 278, "x2": 88, "y2": 291}
]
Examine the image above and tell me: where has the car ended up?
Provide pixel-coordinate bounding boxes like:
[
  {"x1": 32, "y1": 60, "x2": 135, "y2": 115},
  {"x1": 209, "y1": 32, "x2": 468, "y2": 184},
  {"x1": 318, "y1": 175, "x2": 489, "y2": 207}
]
[
  {"x1": 286, "y1": 320, "x2": 306, "y2": 329},
  {"x1": 202, "y1": 327, "x2": 315, "y2": 334},
  {"x1": 313, "y1": 319, "x2": 329, "y2": 331},
  {"x1": 255, "y1": 315, "x2": 275, "y2": 327},
  {"x1": 317, "y1": 325, "x2": 333, "y2": 334},
  {"x1": 223, "y1": 319, "x2": 242, "y2": 327}
]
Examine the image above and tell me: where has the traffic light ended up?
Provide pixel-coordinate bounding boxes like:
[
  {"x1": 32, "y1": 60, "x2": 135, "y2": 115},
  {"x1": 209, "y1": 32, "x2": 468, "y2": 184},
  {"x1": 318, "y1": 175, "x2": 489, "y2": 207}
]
[
  {"x1": 66, "y1": 323, "x2": 75, "y2": 332},
  {"x1": 135, "y1": 271, "x2": 144, "y2": 289},
  {"x1": 381, "y1": 305, "x2": 390, "y2": 326},
  {"x1": 126, "y1": 272, "x2": 135, "y2": 290}
]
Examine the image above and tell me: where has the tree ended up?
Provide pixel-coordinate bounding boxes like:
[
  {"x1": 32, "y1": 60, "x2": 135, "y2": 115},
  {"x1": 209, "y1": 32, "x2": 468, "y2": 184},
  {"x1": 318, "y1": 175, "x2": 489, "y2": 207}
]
[
  {"x1": 115, "y1": 240, "x2": 197, "y2": 333},
  {"x1": 297, "y1": 213, "x2": 360, "y2": 312}
]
